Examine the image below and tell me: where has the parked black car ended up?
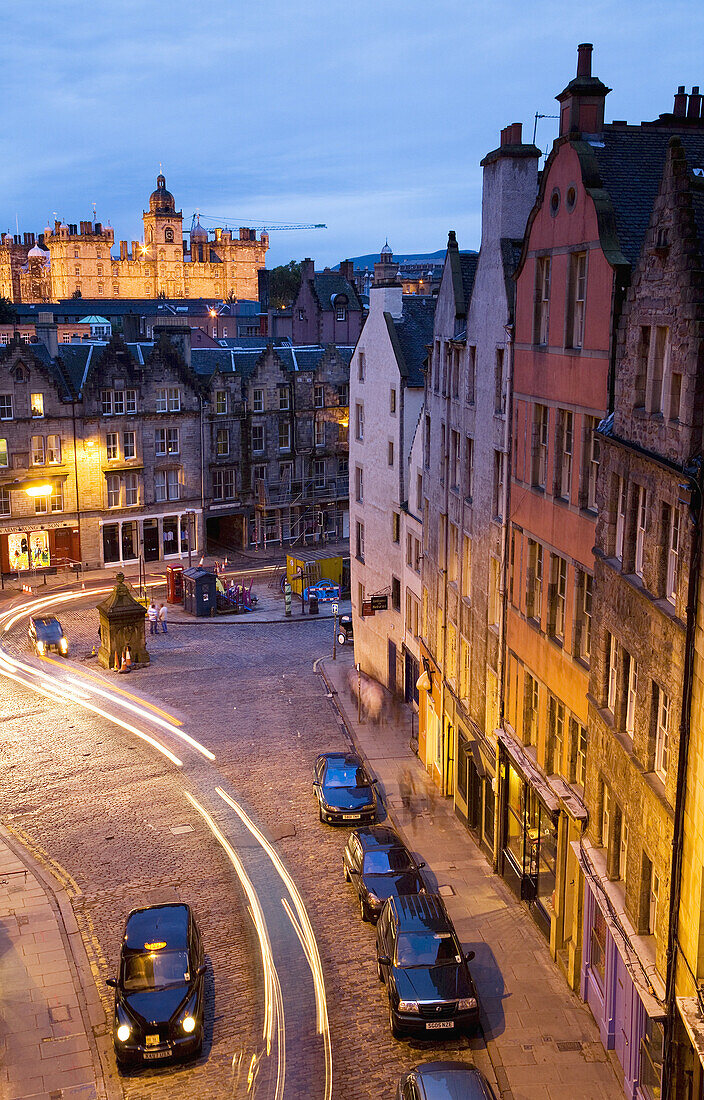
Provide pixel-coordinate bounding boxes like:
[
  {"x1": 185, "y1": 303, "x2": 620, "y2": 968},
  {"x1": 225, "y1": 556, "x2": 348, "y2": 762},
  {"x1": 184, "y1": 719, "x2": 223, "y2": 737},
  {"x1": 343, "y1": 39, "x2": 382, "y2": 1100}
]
[
  {"x1": 107, "y1": 904, "x2": 206, "y2": 1069},
  {"x1": 376, "y1": 893, "x2": 479, "y2": 1039},
  {"x1": 313, "y1": 752, "x2": 377, "y2": 825},
  {"x1": 337, "y1": 613, "x2": 353, "y2": 646},
  {"x1": 397, "y1": 1062, "x2": 497, "y2": 1099},
  {"x1": 28, "y1": 615, "x2": 68, "y2": 657},
  {"x1": 343, "y1": 826, "x2": 426, "y2": 922}
]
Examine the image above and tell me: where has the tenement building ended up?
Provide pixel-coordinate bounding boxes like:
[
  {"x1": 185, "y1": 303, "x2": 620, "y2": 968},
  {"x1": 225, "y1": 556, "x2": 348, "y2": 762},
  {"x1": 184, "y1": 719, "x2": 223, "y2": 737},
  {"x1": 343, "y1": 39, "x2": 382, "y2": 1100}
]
[
  {"x1": 418, "y1": 124, "x2": 538, "y2": 856},
  {"x1": 0, "y1": 175, "x2": 268, "y2": 303},
  {"x1": 349, "y1": 286, "x2": 434, "y2": 693},
  {"x1": 502, "y1": 46, "x2": 704, "y2": 1008},
  {"x1": 583, "y1": 135, "x2": 704, "y2": 1100},
  {"x1": 0, "y1": 321, "x2": 351, "y2": 571}
]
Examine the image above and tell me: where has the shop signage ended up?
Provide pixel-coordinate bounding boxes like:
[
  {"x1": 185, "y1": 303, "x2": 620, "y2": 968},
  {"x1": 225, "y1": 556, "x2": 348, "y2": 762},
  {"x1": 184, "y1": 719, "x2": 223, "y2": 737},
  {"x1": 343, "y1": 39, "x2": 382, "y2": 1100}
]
[
  {"x1": 0, "y1": 521, "x2": 74, "y2": 533},
  {"x1": 370, "y1": 594, "x2": 388, "y2": 611},
  {"x1": 362, "y1": 600, "x2": 374, "y2": 616}
]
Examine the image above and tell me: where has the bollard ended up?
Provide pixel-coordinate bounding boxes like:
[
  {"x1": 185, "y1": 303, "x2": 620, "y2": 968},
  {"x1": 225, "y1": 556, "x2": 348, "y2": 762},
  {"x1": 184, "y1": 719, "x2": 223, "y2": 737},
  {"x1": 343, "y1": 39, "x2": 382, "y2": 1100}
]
[{"x1": 284, "y1": 580, "x2": 292, "y2": 617}]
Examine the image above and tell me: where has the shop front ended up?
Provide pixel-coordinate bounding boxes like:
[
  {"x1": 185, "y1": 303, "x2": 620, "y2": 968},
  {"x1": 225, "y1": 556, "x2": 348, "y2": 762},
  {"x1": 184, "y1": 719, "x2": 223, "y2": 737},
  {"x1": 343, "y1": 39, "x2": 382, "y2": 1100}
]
[
  {"x1": 101, "y1": 511, "x2": 200, "y2": 567},
  {"x1": 498, "y1": 732, "x2": 559, "y2": 941},
  {"x1": 0, "y1": 522, "x2": 80, "y2": 574},
  {"x1": 455, "y1": 723, "x2": 496, "y2": 862},
  {"x1": 579, "y1": 854, "x2": 665, "y2": 1100}
]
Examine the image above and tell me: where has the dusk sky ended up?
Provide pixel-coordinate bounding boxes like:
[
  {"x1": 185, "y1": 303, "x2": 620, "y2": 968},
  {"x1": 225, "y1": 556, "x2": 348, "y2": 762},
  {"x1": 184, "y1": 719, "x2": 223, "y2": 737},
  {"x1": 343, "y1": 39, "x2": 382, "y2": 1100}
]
[{"x1": 4, "y1": 0, "x2": 704, "y2": 269}]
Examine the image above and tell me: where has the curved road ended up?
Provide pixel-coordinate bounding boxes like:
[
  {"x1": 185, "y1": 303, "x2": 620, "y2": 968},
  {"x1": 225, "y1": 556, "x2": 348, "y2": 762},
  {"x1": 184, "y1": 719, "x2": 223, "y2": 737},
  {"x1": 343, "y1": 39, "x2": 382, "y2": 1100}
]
[{"x1": 0, "y1": 585, "x2": 332, "y2": 1100}]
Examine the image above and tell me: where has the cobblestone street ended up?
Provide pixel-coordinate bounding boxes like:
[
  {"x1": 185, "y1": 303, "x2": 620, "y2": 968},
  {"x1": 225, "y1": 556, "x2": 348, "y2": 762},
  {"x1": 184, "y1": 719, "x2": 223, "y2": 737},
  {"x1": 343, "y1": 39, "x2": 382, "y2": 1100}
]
[{"x1": 0, "y1": 599, "x2": 622, "y2": 1099}]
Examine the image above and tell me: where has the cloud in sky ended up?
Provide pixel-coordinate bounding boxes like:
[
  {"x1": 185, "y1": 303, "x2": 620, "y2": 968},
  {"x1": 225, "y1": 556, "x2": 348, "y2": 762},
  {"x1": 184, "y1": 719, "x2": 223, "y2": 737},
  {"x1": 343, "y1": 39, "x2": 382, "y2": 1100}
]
[{"x1": 3, "y1": 0, "x2": 704, "y2": 266}]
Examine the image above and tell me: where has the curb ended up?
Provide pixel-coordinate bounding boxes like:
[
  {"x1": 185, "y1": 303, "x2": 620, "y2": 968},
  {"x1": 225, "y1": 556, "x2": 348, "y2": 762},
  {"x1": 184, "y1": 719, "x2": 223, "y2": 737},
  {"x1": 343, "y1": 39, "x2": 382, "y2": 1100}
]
[
  {"x1": 315, "y1": 658, "x2": 513, "y2": 1100},
  {"x1": 0, "y1": 824, "x2": 123, "y2": 1100}
]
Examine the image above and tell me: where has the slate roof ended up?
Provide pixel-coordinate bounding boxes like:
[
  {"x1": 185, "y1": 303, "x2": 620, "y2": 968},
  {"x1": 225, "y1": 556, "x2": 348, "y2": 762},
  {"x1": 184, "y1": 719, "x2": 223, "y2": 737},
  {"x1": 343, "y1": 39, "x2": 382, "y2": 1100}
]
[
  {"x1": 583, "y1": 128, "x2": 704, "y2": 269},
  {"x1": 311, "y1": 272, "x2": 362, "y2": 312},
  {"x1": 384, "y1": 296, "x2": 436, "y2": 387},
  {"x1": 459, "y1": 254, "x2": 479, "y2": 312}
]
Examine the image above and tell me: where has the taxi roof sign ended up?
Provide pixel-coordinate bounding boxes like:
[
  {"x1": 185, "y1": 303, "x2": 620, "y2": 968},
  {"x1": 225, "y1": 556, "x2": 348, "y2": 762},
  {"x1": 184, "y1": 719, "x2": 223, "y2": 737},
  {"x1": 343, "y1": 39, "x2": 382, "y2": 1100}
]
[{"x1": 144, "y1": 940, "x2": 167, "y2": 951}]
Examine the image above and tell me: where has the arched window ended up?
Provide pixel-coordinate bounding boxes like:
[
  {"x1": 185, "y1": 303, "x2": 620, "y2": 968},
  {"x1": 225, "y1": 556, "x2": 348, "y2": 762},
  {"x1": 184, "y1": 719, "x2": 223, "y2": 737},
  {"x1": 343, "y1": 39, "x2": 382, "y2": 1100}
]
[
  {"x1": 164, "y1": 227, "x2": 174, "y2": 243},
  {"x1": 148, "y1": 228, "x2": 153, "y2": 243}
]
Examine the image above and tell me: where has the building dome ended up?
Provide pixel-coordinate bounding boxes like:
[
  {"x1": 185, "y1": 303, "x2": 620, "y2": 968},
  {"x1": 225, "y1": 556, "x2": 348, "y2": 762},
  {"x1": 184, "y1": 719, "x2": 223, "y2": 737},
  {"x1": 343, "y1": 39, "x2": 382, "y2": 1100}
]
[
  {"x1": 190, "y1": 216, "x2": 208, "y2": 241},
  {"x1": 28, "y1": 244, "x2": 46, "y2": 259},
  {"x1": 380, "y1": 240, "x2": 393, "y2": 257},
  {"x1": 149, "y1": 174, "x2": 176, "y2": 214}
]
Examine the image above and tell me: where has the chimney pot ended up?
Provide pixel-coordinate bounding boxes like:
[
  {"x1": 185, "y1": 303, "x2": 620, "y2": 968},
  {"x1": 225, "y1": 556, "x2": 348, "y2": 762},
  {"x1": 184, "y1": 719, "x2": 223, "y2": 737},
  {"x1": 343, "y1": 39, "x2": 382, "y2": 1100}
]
[
  {"x1": 500, "y1": 125, "x2": 510, "y2": 147},
  {"x1": 511, "y1": 122, "x2": 523, "y2": 144},
  {"x1": 673, "y1": 86, "x2": 687, "y2": 117},
  {"x1": 576, "y1": 43, "x2": 593, "y2": 78},
  {"x1": 688, "y1": 86, "x2": 701, "y2": 119}
]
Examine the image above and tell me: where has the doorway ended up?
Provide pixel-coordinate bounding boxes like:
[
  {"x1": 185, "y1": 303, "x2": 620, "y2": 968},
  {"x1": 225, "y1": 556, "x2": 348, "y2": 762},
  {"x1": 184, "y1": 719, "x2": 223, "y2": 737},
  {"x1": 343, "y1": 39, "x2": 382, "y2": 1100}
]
[
  {"x1": 388, "y1": 639, "x2": 397, "y2": 694},
  {"x1": 143, "y1": 519, "x2": 159, "y2": 562}
]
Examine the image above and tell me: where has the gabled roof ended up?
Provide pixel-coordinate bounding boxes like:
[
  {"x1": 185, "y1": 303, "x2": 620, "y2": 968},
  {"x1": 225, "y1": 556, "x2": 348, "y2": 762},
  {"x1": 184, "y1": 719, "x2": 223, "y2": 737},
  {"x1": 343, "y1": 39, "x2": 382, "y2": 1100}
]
[
  {"x1": 311, "y1": 272, "x2": 362, "y2": 313},
  {"x1": 384, "y1": 296, "x2": 436, "y2": 387}
]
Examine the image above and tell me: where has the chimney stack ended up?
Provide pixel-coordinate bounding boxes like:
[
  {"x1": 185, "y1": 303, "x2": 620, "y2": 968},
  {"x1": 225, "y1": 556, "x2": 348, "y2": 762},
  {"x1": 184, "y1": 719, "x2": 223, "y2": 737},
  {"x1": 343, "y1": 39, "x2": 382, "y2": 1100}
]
[
  {"x1": 673, "y1": 86, "x2": 687, "y2": 117},
  {"x1": 576, "y1": 43, "x2": 593, "y2": 78},
  {"x1": 687, "y1": 86, "x2": 701, "y2": 120},
  {"x1": 35, "y1": 315, "x2": 58, "y2": 359}
]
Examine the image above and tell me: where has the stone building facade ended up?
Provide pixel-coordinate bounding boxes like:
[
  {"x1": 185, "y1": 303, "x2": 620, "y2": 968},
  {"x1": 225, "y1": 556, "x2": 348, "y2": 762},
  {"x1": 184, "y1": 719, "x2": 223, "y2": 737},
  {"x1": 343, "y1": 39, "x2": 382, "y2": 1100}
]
[
  {"x1": 417, "y1": 125, "x2": 538, "y2": 861},
  {"x1": 0, "y1": 324, "x2": 353, "y2": 572},
  {"x1": 583, "y1": 135, "x2": 704, "y2": 1100},
  {"x1": 0, "y1": 176, "x2": 268, "y2": 304},
  {"x1": 349, "y1": 287, "x2": 434, "y2": 692}
]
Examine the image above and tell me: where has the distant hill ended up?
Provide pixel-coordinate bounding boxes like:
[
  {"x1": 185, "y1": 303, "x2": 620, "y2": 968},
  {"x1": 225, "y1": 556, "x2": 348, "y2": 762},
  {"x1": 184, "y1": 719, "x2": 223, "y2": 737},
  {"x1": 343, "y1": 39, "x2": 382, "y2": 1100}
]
[{"x1": 334, "y1": 248, "x2": 477, "y2": 270}]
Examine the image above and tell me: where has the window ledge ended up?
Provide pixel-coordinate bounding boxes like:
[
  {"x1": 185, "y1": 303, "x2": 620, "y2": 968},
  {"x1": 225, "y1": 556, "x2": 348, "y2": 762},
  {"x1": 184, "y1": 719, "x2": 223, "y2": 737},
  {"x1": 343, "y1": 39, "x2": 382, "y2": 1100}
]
[
  {"x1": 642, "y1": 769, "x2": 674, "y2": 814},
  {"x1": 547, "y1": 634, "x2": 565, "y2": 651}
]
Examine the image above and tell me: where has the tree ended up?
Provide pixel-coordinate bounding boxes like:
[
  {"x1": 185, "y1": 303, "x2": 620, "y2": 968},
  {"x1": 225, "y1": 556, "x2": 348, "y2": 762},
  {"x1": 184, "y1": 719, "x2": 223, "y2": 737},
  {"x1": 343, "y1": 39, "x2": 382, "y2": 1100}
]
[
  {"x1": 269, "y1": 261, "x2": 302, "y2": 309},
  {"x1": 71, "y1": 288, "x2": 82, "y2": 299},
  {"x1": 0, "y1": 296, "x2": 16, "y2": 323}
]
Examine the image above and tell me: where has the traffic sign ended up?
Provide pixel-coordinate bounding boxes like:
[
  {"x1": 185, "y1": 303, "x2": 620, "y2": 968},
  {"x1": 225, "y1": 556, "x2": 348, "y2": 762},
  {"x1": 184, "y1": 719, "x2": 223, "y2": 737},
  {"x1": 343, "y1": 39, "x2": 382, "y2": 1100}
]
[{"x1": 331, "y1": 602, "x2": 338, "y2": 615}]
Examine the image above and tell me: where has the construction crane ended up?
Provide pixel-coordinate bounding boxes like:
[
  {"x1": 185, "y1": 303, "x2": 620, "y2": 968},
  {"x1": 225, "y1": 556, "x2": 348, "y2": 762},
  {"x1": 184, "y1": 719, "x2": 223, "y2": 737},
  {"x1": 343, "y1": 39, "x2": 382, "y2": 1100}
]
[{"x1": 190, "y1": 213, "x2": 326, "y2": 232}]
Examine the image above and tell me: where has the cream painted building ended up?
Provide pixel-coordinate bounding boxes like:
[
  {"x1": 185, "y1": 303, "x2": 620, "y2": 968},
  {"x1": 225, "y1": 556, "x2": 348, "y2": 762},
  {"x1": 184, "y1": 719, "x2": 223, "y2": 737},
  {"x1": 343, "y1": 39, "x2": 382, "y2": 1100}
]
[{"x1": 349, "y1": 285, "x2": 434, "y2": 695}]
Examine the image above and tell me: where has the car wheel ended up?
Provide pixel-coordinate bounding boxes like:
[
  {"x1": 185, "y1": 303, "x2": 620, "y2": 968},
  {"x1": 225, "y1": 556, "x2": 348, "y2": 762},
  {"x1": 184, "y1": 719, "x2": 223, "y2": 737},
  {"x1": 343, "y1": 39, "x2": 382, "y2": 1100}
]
[
  {"x1": 337, "y1": 632, "x2": 346, "y2": 645},
  {"x1": 389, "y1": 1001, "x2": 403, "y2": 1039},
  {"x1": 359, "y1": 894, "x2": 368, "y2": 922},
  {"x1": 343, "y1": 862, "x2": 350, "y2": 882},
  {"x1": 376, "y1": 956, "x2": 385, "y2": 983}
]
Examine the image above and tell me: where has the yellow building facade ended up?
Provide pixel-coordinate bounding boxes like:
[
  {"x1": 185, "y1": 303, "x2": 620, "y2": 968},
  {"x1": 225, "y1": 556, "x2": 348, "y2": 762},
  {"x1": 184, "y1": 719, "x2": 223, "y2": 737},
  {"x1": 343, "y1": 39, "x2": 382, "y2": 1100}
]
[{"x1": 1, "y1": 176, "x2": 268, "y2": 304}]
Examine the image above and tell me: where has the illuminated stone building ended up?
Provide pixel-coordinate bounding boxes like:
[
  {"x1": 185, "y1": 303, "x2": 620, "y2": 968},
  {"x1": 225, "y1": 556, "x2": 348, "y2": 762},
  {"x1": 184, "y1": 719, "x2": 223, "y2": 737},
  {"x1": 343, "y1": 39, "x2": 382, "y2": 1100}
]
[{"x1": 0, "y1": 176, "x2": 268, "y2": 304}]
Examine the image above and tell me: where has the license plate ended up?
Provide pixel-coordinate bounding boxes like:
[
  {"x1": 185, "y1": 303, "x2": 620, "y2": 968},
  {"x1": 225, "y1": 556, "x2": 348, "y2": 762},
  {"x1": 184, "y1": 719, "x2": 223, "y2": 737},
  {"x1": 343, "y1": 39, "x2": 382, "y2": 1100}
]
[
  {"x1": 144, "y1": 1048, "x2": 170, "y2": 1060},
  {"x1": 343, "y1": 814, "x2": 360, "y2": 820},
  {"x1": 426, "y1": 1020, "x2": 454, "y2": 1030},
  {"x1": 145, "y1": 1034, "x2": 160, "y2": 1047}
]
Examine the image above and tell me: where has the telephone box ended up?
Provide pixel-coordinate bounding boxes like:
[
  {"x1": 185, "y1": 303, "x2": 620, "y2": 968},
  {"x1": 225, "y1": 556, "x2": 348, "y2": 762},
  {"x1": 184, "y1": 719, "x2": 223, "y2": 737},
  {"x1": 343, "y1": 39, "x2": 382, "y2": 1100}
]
[{"x1": 166, "y1": 564, "x2": 184, "y2": 604}]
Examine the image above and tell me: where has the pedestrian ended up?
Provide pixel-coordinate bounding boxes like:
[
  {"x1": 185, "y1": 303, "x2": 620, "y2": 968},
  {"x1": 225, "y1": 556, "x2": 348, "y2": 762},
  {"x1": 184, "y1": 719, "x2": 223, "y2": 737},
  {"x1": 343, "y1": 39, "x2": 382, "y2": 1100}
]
[
  {"x1": 158, "y1": 602, "x2": 168, "y2": 634},
  {"x1": 147, "y1": 601, "x2": 158, "y2": 636},
  {"x1": 399, "y1": 767, "x2": 415, "y2": 820}
]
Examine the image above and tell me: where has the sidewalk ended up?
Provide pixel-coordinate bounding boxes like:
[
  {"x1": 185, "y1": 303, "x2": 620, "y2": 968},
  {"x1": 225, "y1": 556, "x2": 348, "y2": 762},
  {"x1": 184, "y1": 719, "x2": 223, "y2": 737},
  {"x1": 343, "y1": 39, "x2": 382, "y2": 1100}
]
[
  {"x1": 320, "y1": 652, "x2": 623, "y2": 1100},
  {"x1": 0, "y1": 828, "x2": 113, "y2": 1100}
]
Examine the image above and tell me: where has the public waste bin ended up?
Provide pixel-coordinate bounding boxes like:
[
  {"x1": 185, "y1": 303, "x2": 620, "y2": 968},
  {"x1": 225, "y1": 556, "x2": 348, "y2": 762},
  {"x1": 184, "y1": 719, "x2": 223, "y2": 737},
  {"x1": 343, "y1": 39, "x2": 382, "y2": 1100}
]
[{"x1": 309, "y1": 593, "x2": 319, "y2": 615}]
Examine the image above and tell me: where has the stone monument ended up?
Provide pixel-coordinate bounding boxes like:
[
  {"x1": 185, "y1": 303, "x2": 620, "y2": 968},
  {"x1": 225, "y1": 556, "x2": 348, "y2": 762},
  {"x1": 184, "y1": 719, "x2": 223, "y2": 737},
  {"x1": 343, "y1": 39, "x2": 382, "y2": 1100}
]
[{"x1": 97, "y1": 573, "x2": 149, "y2": 670}]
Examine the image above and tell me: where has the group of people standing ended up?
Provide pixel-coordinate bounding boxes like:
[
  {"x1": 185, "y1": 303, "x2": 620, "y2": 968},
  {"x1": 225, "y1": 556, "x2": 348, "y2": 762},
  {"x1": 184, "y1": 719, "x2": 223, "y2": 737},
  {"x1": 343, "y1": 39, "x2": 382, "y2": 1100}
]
[{"x1": 147, "y1": 601, "x2": 168, "y2": 635}]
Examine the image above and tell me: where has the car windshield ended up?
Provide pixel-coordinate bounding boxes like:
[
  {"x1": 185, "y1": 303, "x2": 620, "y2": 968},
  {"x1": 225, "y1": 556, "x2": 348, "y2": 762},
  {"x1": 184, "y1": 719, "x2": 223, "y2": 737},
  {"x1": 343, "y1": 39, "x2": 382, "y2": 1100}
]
[
  {"x1": 395, "y1": 932, "x2": 460, "y2": 967},
  {"x1": 36, "y1": 620, "x2": 63, "y2": 641},
  {"x1": 326, "y1": 766, "x2": 370, "y2": 789},
  {"x1": 363, "y1": 849, "x2": 415, "y2": 875},
  {"x1": 122, "y1": 950, "x2": 190, "y2": 992}
]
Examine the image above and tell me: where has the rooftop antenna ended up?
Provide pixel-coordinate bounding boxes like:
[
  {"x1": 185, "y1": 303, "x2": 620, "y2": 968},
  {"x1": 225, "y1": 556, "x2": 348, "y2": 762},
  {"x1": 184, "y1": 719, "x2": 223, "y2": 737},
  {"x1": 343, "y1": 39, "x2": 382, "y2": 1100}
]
[{"x1": 533, "y1": 111, "x2": 559, "y2": 145}]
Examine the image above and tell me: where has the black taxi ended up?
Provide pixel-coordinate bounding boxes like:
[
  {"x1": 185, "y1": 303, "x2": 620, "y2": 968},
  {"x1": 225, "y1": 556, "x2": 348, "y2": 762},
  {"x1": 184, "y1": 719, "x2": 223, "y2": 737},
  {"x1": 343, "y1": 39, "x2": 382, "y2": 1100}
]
[{"x1": 108, "y1": 903, "x2": 206, "y2": 1069}]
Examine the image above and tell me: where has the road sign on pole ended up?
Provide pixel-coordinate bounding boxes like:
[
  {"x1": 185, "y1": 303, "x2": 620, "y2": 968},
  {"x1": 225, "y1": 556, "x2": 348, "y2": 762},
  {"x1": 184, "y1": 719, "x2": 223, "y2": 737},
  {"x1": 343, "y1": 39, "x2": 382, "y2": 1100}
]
[{"x1": 331, "y1": 602, "x2": 338, "y2": 616}]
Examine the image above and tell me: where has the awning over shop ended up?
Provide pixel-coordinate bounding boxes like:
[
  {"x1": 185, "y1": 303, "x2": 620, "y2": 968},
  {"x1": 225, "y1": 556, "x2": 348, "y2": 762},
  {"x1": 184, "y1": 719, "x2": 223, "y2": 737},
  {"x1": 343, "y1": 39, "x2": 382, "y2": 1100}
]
[
  {"x1": 677, "y1": 997, "x2": 704, "y2": 1070},
  {"x1": 550, "y1": 775, "x2": 588, "y2": 822},
  {"x1": 574, "y1": 837, "x2": 666, "y2": 1015},
  {"x1": 497, "y1": 729, "x2": 560, "y2": 814}
]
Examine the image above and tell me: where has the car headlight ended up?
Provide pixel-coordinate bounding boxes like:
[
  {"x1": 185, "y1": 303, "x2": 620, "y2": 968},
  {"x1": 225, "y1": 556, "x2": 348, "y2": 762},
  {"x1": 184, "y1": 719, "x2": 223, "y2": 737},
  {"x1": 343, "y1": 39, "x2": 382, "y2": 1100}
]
[
  {"x1": 59, "y1": 638, "x2": 68, "y2": 654},
  {"x1": 457, "y1": 996, "x2": 477, "y2": 1010},
  {"x1": 36, "y1": 641, "x2": 45, "y2": 655},
  {"x1": 397, "y1": 1000, "x2": 419, "y2": 1014},
  {"x1": 182, "y1": 1015, "x2": 196, "y2": 1034},
  {"x1": 366, "y1": 890, "x2": 382, "y2": 908},
  {"x1": 116, "y1": 1024, "x2": 131, "y2": 1042}
]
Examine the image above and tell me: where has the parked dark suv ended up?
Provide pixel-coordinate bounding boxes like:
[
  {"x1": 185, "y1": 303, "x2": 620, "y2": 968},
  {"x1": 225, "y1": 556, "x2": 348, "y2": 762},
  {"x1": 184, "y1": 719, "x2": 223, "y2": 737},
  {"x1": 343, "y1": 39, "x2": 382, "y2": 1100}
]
[{"x1": 376, "y1": 893, "x2": 479, "y2": 1039}]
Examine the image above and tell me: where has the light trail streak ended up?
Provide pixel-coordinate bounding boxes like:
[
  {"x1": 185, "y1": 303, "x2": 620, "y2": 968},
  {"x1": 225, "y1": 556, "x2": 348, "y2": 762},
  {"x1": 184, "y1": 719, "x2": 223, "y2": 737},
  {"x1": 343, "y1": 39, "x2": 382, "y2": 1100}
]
[
  {"x1": 183, "y1": 792, "x2": 286, "y2": 1100},
  {"x1": 216, "y1": 787, "x2": 333, "y2": 1100}
]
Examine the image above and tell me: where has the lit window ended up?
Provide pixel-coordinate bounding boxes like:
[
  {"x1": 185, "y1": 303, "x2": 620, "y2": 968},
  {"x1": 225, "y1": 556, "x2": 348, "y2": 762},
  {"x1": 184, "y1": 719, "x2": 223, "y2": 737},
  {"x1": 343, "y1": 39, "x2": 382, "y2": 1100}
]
[
  {"x1": 216, "y1": 428, "x2": 229, "y2": 456},
  {"x1": 30, "y1": 393, "x2": 44, "y2": 418},
  {"x1": 215, "y1": 390, "x2": 227, "y2": 415},
  {"x1": 0, "y1": 438, "x2": 8, "y2": 467}
]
